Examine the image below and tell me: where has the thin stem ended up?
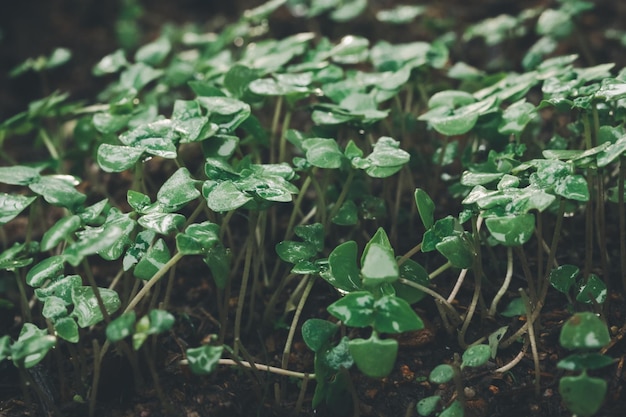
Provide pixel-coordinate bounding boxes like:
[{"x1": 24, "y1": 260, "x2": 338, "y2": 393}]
[
  {"x1": 514, "y1": 246, "x2": 537, "y2": 303},
  {"x1": 429, "y1": 261, "x2": 452, "y2": 280},
  {"x1": 278, "y1": 109, "x2": 292, "y2": 163},
  {"x1": 270, "y1": 96, "x2": 283, "y2": 164},
  {"x1": 234, "y1": 211, "x2": 257, "y2": 356},
  {"x1": 584, "y1": 170, "x2": 594, "y2": 278},
  {"x1": 397, "y1": 278, "x2": 461, "y2": 324},
  {"x1": 489, "y1": 247, "x2": 513, "y2": 317},
  {"x1": 447, "y1": 268, "x2": 468, "y2": 304},
  {"x1": 620, "y1": 156, "x2": 626, "y2": 293},
  {"x1": 180, "y1": 358, "x2": 315, "y2": 379},
  {"x1": 520, "y1": 289, "x2": 541, "y2": 398},
  {"x1": 495, "y1": 338, "x2": 529, "y2": 373},
  {"x1": 327, "y1": 169, "x2": 355, "y2": 225},
  {"x1": 283, "y1": 175, "x2": 312, "y2": 241},
  {"x1": 397, "y1": 242, "x2": 422, "y2": 266},
  {"x1": 541, "y1": 199, "x2": 566, "y2": 300},
  {"x1": 88, "y1": 339, "x2": 101, "y2": 417},
  {"x1": 39, "y1": 128, "x2": 60, "y2": 160},
  {"x1": 458, "y1": 216, "x2": 483, "y2": 348}
]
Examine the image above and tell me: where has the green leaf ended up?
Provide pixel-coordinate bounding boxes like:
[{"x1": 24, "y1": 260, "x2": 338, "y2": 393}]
[
  {"x1": 41, "y1": 215, "x2": 82, "y2": 251},
  {"x1": 302, "y1": 138, "x2": 344, "y2": 169},
  {"x1": 119, "y1": 62, "x2": 163, "y2": 91},
  {"x1": 461, "y1": 344, "x2": 491, "y2": 368},
  {"x1": 364, "y1": 137, "x2": 410, "y2": 178},
  {"x1": 11, "y1": 324, "x2": 56, "y2": 368},
  {"x1": 156, "y1": 168, "x2": 200, "y2": 211},
  {"x1": 549, "y1": 264, "x2": 580, "y2": 294},
  {"x1": 197, "y1": 96, "x2": 251, "y2": 132},
  {"x1": 302, "y1": 319, "x2": 339, "y2": 352},
  {"x1": 576, "y1": 274, "x2": 607, "y2": 304},
  {"x1": 555, "y1": 174, "x2": 589, "y2": 201},
  {"x1": 186, "y1": 345, "x2": 224, "y2": 375},
  {"x1": 560, "y1": 312, "x2": 610, "y2": 351},
  {"x1": 133, "y1": 239, "x2": 171, "y2": 280},
  {"x1": 146, "y1": 309, "x2": 175, "y2": 334},
  {"x1": 106, "y1": 311, "x2": 137, "y2": 342},
  {"x1": 203, "y1": 245, "x2": 230, "y2": 289},
  {"x1": 348, "y1": 335, "x2": 398, "y2": 378},
  {"x1": 224, "y1": 64, "x2": 259, "y2": 99},
  {"x1": 64, "y1": 224, "x2": 128, "y2": 266},
  {"x1": 91, "y1": 210, "x2": 136, "y2": 261},
  {"x1": 204, "y1": 181, "x2": 252, "y2": 212},
  {"x1": 134, "y1": 36, "x2": 171, "y2": 66},
  {"x1": 559, "y1": 372, "x2": 606, "y2": 417},
  {"x1": 361, "y1": 243, "x2": 399, "y2": 287},
  {"x1": 436, "y1": 234, "x2": 474, "y2": 269},
  {"x1": 416, "y1": 395, "x2": 441, "y2": 416},
  {"x1": 557, "y1": 353, "x2": 615, "y2": 371},
  {"x1": 501, "y1": 298, "x2": 525, "y2": 317},
  {"x1": 332, "y1": 200, "x2": 358, "y2": 226},
  {"x1": 53, "y1": 316, "x2": 79, "y2": 343},
  {"x1": 439, "y1": 400, "x2": 464, "y2": 417},
  {"x1": 488, "y1": 326, "x2": 509, "y2": 359},
  {"x1": 373, "y1": 296, "x2": 423, "y2": 334},
  {"x1": 0, "y1": 336, "x2": 10, "y2": 362},
  {"x1": 485, "y1": 214, "x2": 535, "y2": 246},
  {"x1": 42, "y1": 296, "x2": 67, "y2": 320},
  {"x1": 70, "y1": 287, "x2": 121, "y2": 328},
  {"x1": 29, "y1": 175, "x2": 86, "y2": 209},
  {"x1": 537, "y1": 9, "x2": 573, "y2": 39},
  {"x1": 393, "y1": 259, "x2": 429, "y2": 304},
  {"x1": 294, "y1": 223, "x2": 324, "y2": 252},
  {"x1": 377, "y1": 5, "x2": 426, "y2": 24},
  {"x1": 414, "y1": 189, "x2": 435, "y2": 229},
  {"x1": 324, "y1": 241, "x2": 361, "y2": 292},
  {"x1": 276, "y1": 241, "x2": 317, "y2": 264},
  {"x1": 429, "y1": 364, "x2": 454, "y2": 384},
  {"x1": 422, "y1": 216, "x2": 456, "y2": 252},
  {"x1": 93, "y1": 49, "x2": 127, "y2": 75},
  {"x1": 0, "y1": 193, "x2": 36, "y2": 225},
  {"x1": 328, "y1": 35, "x2": 369, "y2": 64},
  {"x1": 26, "y1": 255, "x2": 65, "y2": 287},
  {"x1": 138, "y1": 212, "x2": 185, "y2": 235},
  {"x1": 34, "y1": 274, "x2": 81, "y2": 305},
  {"x1": 243, "y1": 0, "x2": 286, "y2": 21},
  {"x1": 330, "y1": 0, "x2": 366, "y2": 22},
  {"x1": 175, "y1": 221, "x2": 220, "y2": 255},
  {"x1": 327, "y1": 291, "x2": 374, "y2": 327}
]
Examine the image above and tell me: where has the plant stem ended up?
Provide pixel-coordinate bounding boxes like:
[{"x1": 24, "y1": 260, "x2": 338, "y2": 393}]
[
  {"x1": 214, "y1": 358, "x2": 315, "y2": 379},
  {"x1": 458, "y1": 216, "x2": 483, "y2": 348},
  {"x1": 327, "y1": 169, "x2": 355, "y2": 225},
  {"x1": 397, "y1": 278, "x2": 461, "y2": 325},
  {"x1": 39, "y1": 128, "x2": 60, "y2": 160},
  {"x1": 233, "y1": 211, "x2": 257, "y2": 356},
  {"x1": 397, "y1": 242, "x2": 422, "y2": 266},
  {"x1": 488, "y1": 247, "x2": 513, "y2": 317},
  {"x1": 428, "y1": 261, "x2": 451, "y2": 280},
  {"x1": 88, "y1": 339, "x2": 101, "y2": 417},
  {"x1": 620, "y1": 156, "x2": 626, "y2": 293},
  {"x1": 520, "y1": 289, "x2": 541, "y2": 398}
]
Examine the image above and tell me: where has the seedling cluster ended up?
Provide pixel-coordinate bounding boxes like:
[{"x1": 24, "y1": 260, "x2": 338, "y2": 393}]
[{"x1": 1, "y1": 0, "x2": 625, "y2": 416}]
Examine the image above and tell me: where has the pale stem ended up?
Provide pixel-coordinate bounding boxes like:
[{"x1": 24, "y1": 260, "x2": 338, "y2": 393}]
[{"x1": 488, "y1": 247, "x2": 513, "y2": 317}]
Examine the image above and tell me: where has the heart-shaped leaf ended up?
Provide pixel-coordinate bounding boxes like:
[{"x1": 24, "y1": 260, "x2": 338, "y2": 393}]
[
  {"x1": 327, "y1": 291, "x2": 374, "y2": 327},
  {"x1": 373, "y1": 295, "x2": 424, "y2": 333},
  {"x1": 34, "y1": 274, "x2": 81, "y2": 305},
  {"x1": 106, "y1": 311, "x2": 137, "y2": 342},
  {"x1": 560, "y1": 312, "x2": 610, "y2": 351},
  {"x1": 576, "y1": 274, "x2": 607, "y2": 304},
  {"x1": 0, "y1": 193, "x2": 37, "y2": 225},
  {"x1": 485, "y1": 214, "x2": 535, "y2": 246},
  {"x1": 134, "y1": 238, "x2": 171, "y2": 280},
  {"x1": 41, "y1": 215, "x2": 82, "y2": 251},
  {"x1": 324, "y1": 241, "x2": 361, "y2": 292},
  {"x1": 70, "y1": 287, "x2": 121, "y2": 328},
  {"x1": 302, "y1": 318, "x2": 339, "y2": 352},
  {"x1": 26, "y1": 255, "x2": 65, "y2": 287},
  {"x1": 156, "y1": 168, "x2": 200, "y2": 211},
  {"x1": 557, "y1": 353, "x2": 615, "y2": 371},
  {"x1": 175, "y1": 221, "x2": 220, "y2": 255},
  {"x1": 348, "y1": 335, "x2": 398, "y2": 378},
  {"x1": 10, "y1": 323, "x2": 56, "y2": 368},
  {"x1": 186, "y1": 344, "x2": 224, "y2": 375},
  {"x1": 549, "y1": 264, "x2": 580, "y2": 294},
  {"x1": 302, "y1": 138, "x2": 344, "y2": 169},
  {"x1": 559, "y1": 372, "x2": 606, "y2": 417},
  {"x1": 53, "y1": 316, "x2": 79, "y2": 343}
]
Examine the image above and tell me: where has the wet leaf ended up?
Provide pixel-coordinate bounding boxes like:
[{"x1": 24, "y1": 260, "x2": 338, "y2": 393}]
[
  {"x1": 134, "y1": 36, "x2": 171, "y2": 66},
  {"x1": 26, "y1": 255, "x2": 65, "y2": 287},
  {"x1": 302, "y1": 138, "x2": 344, "y2": 168},
  {"x1": 29, "y1": 175, "x2": 86, "y2": 210},
  {"x1": 11, "y1": 323, "x2": 56, "y2": 368},
  {"x1": 324, "y1": 241, "x2": 361, "y2": 292},
  {"x1": 276, "y1": 241, "x2": 317, "y2": 263},
  {"x1": 294, "y1": 223, "x2": 324, "y2": 252},
  {"x1": 485, "y1": 214, "x2": 535, "y2": 246},
  {"x1": 175, "y1": 221, "x2": 220, "y2": 255},
  {"x1": 42, "y1": 296, "x2": 67, "y2": 320},
  {"x1": 70, "y1": 286, "x2": 121, "y2": 328},
  {"x1": 436, "y1": 234, "x2": 474, "y2": 268},
  {"x1": 41, "y1": 215, "x2": 82, "y2": 251},
  {"x1": 106, "y1": 311, "x2": 137, "y2": 342},
  {"x1": 373, "y1": 296, "x2": 423, "y2": 334},
  {"x1": 138, "y1": 212, "x2": 185, "y2": 235},
  {"x1": 332, "y1": 200, "x2": 358, "y2": 226},
  {"x1": 416, "y1": 395, "x2": 441, "y2": 416},
  {"x1": 134, "y1": 238, "x2": 171, "y2": 280},
  {"x1": 557, "y1": 352, "x2": 615, "y2": 371},
  {"x1": 0, "y1": 193, "x2": 36, "y2": 225},
  {"x1": 576, "y1": 274, "x2": 607, "y2": 304},
  {"x1": 327, "y1": 291, "x2": 374, "y2": 327},
  {"x1": 204, "y1": 181, "x2": 252, "y2": 212},
  {"x1": 328, "y1": 35, "x2": 369, "y2": 64},
  {"x1": 394, "y1": 259, "x2": 429, "y2": 304},
  {"x1": 34, "y1": 274, "x2": 81, "y2": 305},
  {"x1": 53, "y1": 316, "x2": 79, "y2": 343}
]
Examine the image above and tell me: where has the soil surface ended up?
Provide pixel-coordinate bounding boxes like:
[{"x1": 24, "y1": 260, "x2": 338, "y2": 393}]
[{"x1": 1, "y1": 1, "x2": 626, "y2": 417}]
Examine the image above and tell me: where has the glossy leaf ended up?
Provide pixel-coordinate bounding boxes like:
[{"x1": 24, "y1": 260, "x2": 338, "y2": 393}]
[
  {"x1": 26, "y1": 255, "x2": 65, "y2": 287},
  {"x1": 331, "y1": 0, "x2": 366, "y2": 22},
  {"x1": 156, "y1": 168, "x2": 201, "y2": 211},
  {"x1": 485, "y1": 214, "x2": 535, "y2": 246},
  {"x1": 576, "y1": 274, "x2": 607, "y2": 304},
  {"x1": 134, "y1": 239, "x2": 171, "y2": 280},
  {"x1": 186, "y1": 344, "x2": 224, "y2": 375},
  {"x1": 324, "y1": 241, "x2": 361, "y2": 292},
  {"x1": 414, "y1": 188, "x2": 435, "y2": 230},
  {"x1": 332, "y1": 200, "x2": 358, "y2": 225},
  {"x1": 328, "y1": 35, "x2": 369, "y2": 64},
  {"x1": 422, "y1": 216, "x2": 456, "y2": 252},
  {"x1": 138, "y1": 212, "x2": 185, "y2": 235},
  {"x1": 348, "y1": 335, "x2": 398, "y2": 378},
  {"x1": 175, "y1": 221, "x2": 220, "y2": 255},
  {"x1": 327, "y1": 291, "x2": 374, "y2": 327},
  {"x1": 429, "y1": 364, "x2": 454, "y2": 384},
  {"x1": 294, "y1": 223, "x2": 324, "y2": 252},
  {"x1": 29, "y1": 175, "x2": 86, "y2": 209},
  {"x1": 276, "y1": 241, "x2": 317, "y2": 263},
  {"x1": 64, "y1": 224, "x2": 127, "y2": 266},
  {"x1": 34, "y1": 274, "x2": 82, "y2": 305},
  {"x1": 97, "y1": 144, "x2": 145, "y2": 173},
  {"x1": 436, "y1": 234, "x2": 474, "y2": 269},
  {"x1": 461, "y1": 344, "x2": 491, "y2": 368},
  {"x1": 204, "y1": 181, "x2": 252, "y2": 212},
  {"x1": 373, "y1": 296, "x2": 423, "y2": 334},
  {"x1": 549, "y1": 264, "x2": 580, "y2": 294},
  {"x1": 42, "y1": 296, "x2": 67, "y2": 320},
  {"x1": 10, "y1": 323, "x2": 56, "y2": 368},
  {"x1": 134, "y1": 35, "x2": 171, "y2": 66},
  {"x1": 53, "y1": 316, "x2": 79, "y2": 343},
  {"x1": 364, "y1": 137, "x2": 410, "y2": 178},
  {"x1": 394, "y1": 259, "x2": 429, "y2": 304},
  {"x1": 70, "y1": 286, "x2": 121, "y2": 328},
  {"x1": 203, "y1": 245, "x2": 230, "y2": 289},
  {"x1": 560, "y1": 312, "x2": 610, "y2": 351},
  {"x1": 0, "y1": 165, "x2": 40, "y2": 185},
  {"x1": 302, "y1": 318, "x2": 339, "y2": 352},
  {"x1": 439, "y1": 400, "x2": 464, "y2": 417},
  {"x1": 377, "y1": 5, "x2": 426, "y2": 24},
  {"x1": 0, "y1": 193, "x2": 36, "y2": 225},
  {"x1": 559, "y1": 372, "x2": 606, "y2": 417},
  {"x1": 40, "y1": 215, "x2": 82, "y2": 251},
  {"x1": 361, "y1": 243, "x2": 399, "y2": 287},
  {"x1": 302, "y1": 138, "x2": 344, "y2": 169}
]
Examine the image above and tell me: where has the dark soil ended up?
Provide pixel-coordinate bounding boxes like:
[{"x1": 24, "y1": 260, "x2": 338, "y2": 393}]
[{"x1": 1, "y1": 1, "x2": 626, "y2": 417}]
